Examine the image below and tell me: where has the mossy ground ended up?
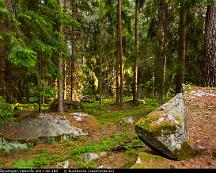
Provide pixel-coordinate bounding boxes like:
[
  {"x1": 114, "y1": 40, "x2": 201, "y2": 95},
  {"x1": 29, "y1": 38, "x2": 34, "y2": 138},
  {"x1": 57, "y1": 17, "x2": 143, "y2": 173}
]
[
  {"x1": 131, "y1": 151, "x2": 167, "y2": 168},
  {"x1": 0, "y1": 97, "x2": 161, "y2": 168},
  {"x1": 174, "y1": 142, "x2": 197, "y2": 161},
  {"x1": 2, "y1": 87, "x2": 215, "y2": 168}
]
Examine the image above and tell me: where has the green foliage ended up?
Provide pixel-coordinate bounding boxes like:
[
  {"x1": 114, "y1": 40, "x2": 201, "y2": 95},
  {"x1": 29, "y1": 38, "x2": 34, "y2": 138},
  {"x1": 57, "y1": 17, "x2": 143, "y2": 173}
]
[
  {"x1": 0, "y1": 97, "x2": 13, "y2": 120},
  {"x1": 79, "y1": 160, "x2": 95, "y2": 169},
  {"x1": 12, "y1": 149, "x2": 66, "y2": 168},
  {"x1": 12, "y1": 159, "x2": 34, "y2": 168},
  {"x1": 183, "y1": 83, "x2": 193, "y2": 94},
  {"x1": 12, "y1": 103, "x2": 49, "y2": 111},
  {"x1": 81, "y1": 97, "x2": 161, "y2": 124},
  {"x1": 8, "y1": 46, "x2": 37, "y2": 68}
]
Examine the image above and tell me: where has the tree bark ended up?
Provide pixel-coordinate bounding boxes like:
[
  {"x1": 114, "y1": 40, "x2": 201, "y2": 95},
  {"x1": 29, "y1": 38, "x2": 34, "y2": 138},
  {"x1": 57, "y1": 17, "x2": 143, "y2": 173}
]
[
  {"x1": 117, "y1": 0, "x2": 123, "y2": 106},
  {"x1": 133, "y1": 0, "x2": 139, "y2": 103},
  {"x1": 70, "y1": 1, "x2": 78, "y2": 101},
  {"x1": 115, "y1": 22, "x2": 119, "y2": 104},
  {"x1": 203, "y1": 1, "x2": 216, "y2": 87},
  {"x1": 58, "y1": 0, "x2": 65, "y2": 113},
  {"x1": 176, "y1": 0, "x2": 187, "y2": 93},
  {"x1": 58, "y1": 57, "x2": 64, "y2": 113},
  {"x1": 0, "y1": 48, "x2": 6, "y2": 100}
]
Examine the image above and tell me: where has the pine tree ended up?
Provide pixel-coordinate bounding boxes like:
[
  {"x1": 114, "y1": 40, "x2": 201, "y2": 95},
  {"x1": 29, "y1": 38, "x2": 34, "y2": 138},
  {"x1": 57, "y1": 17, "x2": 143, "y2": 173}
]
[{"x1": 203, "y1": 0, "x2": 216, "y2": 87}]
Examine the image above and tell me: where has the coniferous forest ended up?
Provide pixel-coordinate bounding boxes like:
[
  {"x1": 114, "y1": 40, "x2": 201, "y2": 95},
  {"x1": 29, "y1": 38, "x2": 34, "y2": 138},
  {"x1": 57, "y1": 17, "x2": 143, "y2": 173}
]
[{"x1": 0, "y1": 0, "x2": 216, "y2": 170}]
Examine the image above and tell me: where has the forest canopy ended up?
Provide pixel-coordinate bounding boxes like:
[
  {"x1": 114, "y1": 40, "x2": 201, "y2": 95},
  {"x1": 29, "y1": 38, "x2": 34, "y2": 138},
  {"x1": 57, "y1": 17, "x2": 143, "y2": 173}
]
[{"x1": 0, "y1": 0, "x2": 215, "y2": 113}]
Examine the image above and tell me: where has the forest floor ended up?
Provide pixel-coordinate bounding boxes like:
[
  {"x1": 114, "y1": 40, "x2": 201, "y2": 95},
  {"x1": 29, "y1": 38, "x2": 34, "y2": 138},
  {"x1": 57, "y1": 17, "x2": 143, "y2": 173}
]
[{"x1": 0, "y1": 86, "x2": 216, "y2": 169}]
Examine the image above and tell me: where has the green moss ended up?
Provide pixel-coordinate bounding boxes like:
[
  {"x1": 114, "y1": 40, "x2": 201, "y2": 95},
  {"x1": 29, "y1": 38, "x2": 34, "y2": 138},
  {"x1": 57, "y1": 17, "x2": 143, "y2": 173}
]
[
  {"x1": 136, "y1": 114, "x2": 180, "y2": 136},
  {"x1": 174, "y1": 142, "x2": 197, "y2": 160},
  {"x1": 136, "y1": 114, "x2": 161, "y2": 130},
  {"x1": 174, "y1": 114, "x2": 182, "y2": 122},
  {"x1": 149, "y1": 121, "x2": 177, "y2": 136},
  {"x1": 131, "y1": 152, "x2": 166, "y2": 168}
]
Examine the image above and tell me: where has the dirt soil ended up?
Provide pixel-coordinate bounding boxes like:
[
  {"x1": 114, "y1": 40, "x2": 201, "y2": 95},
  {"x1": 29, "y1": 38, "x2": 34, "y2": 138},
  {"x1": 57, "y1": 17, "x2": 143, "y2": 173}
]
[{"x1": 133, "y1": 87, "x2": 216, "y2": 168}]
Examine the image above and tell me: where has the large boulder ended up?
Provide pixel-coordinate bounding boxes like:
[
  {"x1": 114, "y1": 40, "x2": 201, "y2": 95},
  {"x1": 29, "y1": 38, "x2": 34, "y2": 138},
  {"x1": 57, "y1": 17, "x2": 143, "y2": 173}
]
[
  {"x1": 135, "y1": 93, "x2": 195, "y2": 160},
  {"x1": 0, "y1": 113, "x2": 88, "y2": 150}
]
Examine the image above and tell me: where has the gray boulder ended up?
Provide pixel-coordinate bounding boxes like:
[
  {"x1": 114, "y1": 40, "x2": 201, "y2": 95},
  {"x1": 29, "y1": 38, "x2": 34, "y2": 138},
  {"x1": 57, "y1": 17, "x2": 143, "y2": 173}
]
[
  {"x1": 135, "y1": 93, "x2": 195, "y2": 160},
  {"x1": 0, "y1": 113, "x2": 88, "y2": 148},
  {"x1": 83, "y1": 152, "x2": 107, "y2": 162}
]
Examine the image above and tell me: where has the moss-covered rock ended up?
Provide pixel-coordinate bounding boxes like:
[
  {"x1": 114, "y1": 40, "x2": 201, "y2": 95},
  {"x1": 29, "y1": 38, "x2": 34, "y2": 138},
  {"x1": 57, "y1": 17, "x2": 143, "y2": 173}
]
[{"x1": 135, "y1": 93, "x2": 194, "y2": 160}]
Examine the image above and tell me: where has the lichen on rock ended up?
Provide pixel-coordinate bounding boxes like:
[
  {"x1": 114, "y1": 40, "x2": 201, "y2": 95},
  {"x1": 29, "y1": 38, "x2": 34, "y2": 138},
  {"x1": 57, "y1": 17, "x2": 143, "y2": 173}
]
[{"x1": 135, "y1": 93, "x2": 194, "y2": 160}]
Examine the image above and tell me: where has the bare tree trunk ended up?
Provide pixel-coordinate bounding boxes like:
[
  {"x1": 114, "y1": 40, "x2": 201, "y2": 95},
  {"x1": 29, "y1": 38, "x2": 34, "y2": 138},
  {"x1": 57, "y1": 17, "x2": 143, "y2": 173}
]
[
  {"x1": 203, "y1": 1, "x2": 216, "y2": 87},
  {"x1": 162, "y1": 55, "x2": 167, "y2": 99},
  {"x1": 161, "y1": 1, "x2": 168, "y2": 100},
  {"x1": 117, "y1": 0, "x2": 123, "y2": 106},
  {"x1": 58, "y1": 0, "x2": 66, "y2": 113},
  {"x1": 58, "y1": 57, "x2": 64, "y2": 113},
  {"x1": 38, "y1": 55, "x2": 42, "y2": 113},
  {"x1": 54, "y1": 79, "x2": 58, "y2": 99},
  {"x1": 0, "y1": 48, "x2": 6, "y2": 100},
  {"x1": 176, "y1": 0, "x2": 187, "y2": 93},
  {"x1": 133, "y1": 0, "x2": 139, "y2": 104},
  {"x1": 116, "y1": 17, "x2": 119, "y2": 104},
  {"x1": 63, "y1": 59, "x2": 67, "y2": 99},
  {"x1": 70, "y1": 2, "x2": 78, "y2": 101},
  {"x1": 70, "y1": 32, "x2": 75, "y2": 101}
]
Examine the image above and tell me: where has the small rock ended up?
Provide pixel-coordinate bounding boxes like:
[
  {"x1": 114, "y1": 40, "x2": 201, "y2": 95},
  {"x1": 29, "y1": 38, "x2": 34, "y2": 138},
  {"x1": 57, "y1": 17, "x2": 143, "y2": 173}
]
[
  {"x1": 100, "y1": 152, "x2": 107, "y2": 157},
  {"x1": 135, "y1": 157, "x2": 142, "y2": 164},
  {"x1": 57, "y1": 160, "x2": 69, "y2": 168},
  {"x1": 122, "y1": 117, "x2": 134, "y2": 124},
  {"x1": 72, "y1": 112, "x2": 89, "y2": 122},
  {"x1": 83, "y1": 153, "x2": 99, "y2": 162},
  {"x1": 63, "y1": 160, "x2": 69, "y2": 168}
]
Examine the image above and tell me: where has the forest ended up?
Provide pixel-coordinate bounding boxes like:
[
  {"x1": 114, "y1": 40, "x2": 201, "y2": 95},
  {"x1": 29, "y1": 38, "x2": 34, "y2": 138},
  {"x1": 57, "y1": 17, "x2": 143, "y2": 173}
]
[{"x1": 0, "y1": 0, "x2": 216, "y2": 170}]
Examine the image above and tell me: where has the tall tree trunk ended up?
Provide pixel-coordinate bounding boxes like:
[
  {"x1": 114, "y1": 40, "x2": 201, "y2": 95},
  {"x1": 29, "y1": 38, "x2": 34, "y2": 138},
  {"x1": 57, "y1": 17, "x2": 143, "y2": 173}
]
[
  {"x1": 38, "y1": 55, "x2": 42, "y2": 113},
  {"x1": 58, "y1": 57, "x2": 64, "y2": 113},
  {"x1": 0, "y1": 48, "x2": 6, "y2": 100},
  {"x1": 58, "y1": 0, "x2": 65, "y2": 113},
  {"x1": 63, "y1": 59, "x2": 67, "y2": 99},
  {"x1": 70, "y1": 2, "x2": 78, "y2": 101},
  {"x1": 133, "y1": 0, "x2": 139, "y2": 103},
  {"x1": 203, "y1": 1, "x2": 216, "y2": 87},
  {"x1": 70, "y1": 31, "x2": 75, "y2": 101},
  {"x1": 176, "y1": 0, "x2": 187, "y2": 93},
  {"x1": 115, "y1": 12, "x2": 119, "y2": 104},
  {"x1": 160, "y1": 1, "x2": 168, "y2": 100},
  {"x1": 117, "y1": 0, "x2": 123, "y2": 106}
]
